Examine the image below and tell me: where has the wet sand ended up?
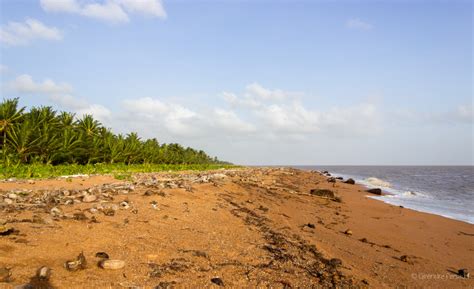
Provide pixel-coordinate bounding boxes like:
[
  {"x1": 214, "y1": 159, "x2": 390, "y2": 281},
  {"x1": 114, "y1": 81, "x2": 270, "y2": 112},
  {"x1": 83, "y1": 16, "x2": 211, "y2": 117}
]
[{"x1": 0, "y1": 167, "x2": 473, "y2": 288}]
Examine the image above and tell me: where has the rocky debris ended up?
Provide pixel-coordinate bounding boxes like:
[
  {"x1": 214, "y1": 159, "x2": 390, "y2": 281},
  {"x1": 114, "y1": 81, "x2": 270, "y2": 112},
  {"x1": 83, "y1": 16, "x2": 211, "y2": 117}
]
[
  {"x1": 458, "y1": 269, "x2": 469, "y2": 278},
  {"x1": 310, "y1": 189, "x2": 335, "y2": 199},
  {"x1": 327, "y1": 177, "x2": 336, "y2": 183},
  {"x1": 344, "y1": 178, "x2": 355, "y2": 185},
  {"x1": 399, "y1": 255, "x2": 414, "y2": 265},
  {"x1": 64, "y1": 252, "x2": 87, "y2": 271},
  {"x1": 120, "y1": 201, "x2": 130, "y2": 210},
  {"x1": 82, "y1": 194, "x2": 97, "y2": 203},
  {"x1": 0, "y1": 225, "x2": 14, "y2": 236},
  {"x1": 14, "y1": 266, "x2": 54, "y2": 289},
  {"x1": 72, "y1": 212, "x2": 88, "y2": 221},
  {"x1": 95, "y1": 252, "x2": 109, "y2": 259},
  {"x1": 366, "y1": 188, "x2": 382, "y2": 195},
  {"x1": 154, "y1": 281, "x2": 177, "y2": 289},
  {"x1": 306, "y1": 223, "x2": 315, "y2": 229},
  {"x1": 99, "y1": 259, "x2": 125, "y2": 270},
  {"x1": 210, "y1": 277, "x2": 224, "y2": 287},
  {"x1": 344, "y1": 229, "x2": 353, "y2": 236},
  {"x1": 0, "y1": 267, "x2": 12, "y2": 282},
  {"x1": 335, "y1": 177, "x2": 343, "y2": 180},
  {"x1": 328, "y1": 258, "x2": 342, "y2": 267}
]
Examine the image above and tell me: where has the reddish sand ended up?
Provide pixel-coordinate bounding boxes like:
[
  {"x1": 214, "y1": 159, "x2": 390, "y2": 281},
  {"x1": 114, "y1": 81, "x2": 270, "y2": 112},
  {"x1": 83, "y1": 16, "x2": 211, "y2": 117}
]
[{"x1": 0, "y1": 167, "x2": 472, "y2": 288}]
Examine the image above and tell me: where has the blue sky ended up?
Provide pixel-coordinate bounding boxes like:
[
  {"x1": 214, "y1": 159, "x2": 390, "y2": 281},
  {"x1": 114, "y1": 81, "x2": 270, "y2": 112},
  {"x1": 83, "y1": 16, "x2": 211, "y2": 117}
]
[{"x1": 0, "y1": 0, "x2": 472, "y2": 165}]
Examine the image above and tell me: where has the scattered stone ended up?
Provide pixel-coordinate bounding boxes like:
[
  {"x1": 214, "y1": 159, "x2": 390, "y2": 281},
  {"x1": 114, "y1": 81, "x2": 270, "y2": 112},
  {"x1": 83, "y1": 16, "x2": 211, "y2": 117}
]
[
  {"x1": 50, "y1": 207, "x2": 62, "y2": 216},
  {"x1": 306, "y1": 223, "x2": 315, "y2": 229},
  {"x1": 82, "y1": 194, "x2": 97, "y2": 203},
  {"x1": 210, "y1": 277, "x2": 224, "y2": 287},
  {"x1": 3, "y1": 198, "x2": 13, "y2": 205},
  {"x1": 458, "y1": 269, "x2": 469, "y2": 278},
  {"x1": 310, "y1": 189, "x2": 335, "y2": 199},
  {"x1": 366, "y1": 188, "x2": 382, "y2": 195},
  {"x1": 344, "y1": 229, "x2": 353, "y2": 235},
  {"x1": 99, "y1": 259, "x2": 125, "y2": 270},
  {"x1": 64, "y1": 252, "x2": 87, "y2": 271},
  {"x1": 102, "y1": 208, "x2": 115, "y2": 216},
  {"x1": 399, "y1": 255, "x2": 414, "y2": 264},
  {"x1": 335, "y1": 177, "x2": 343, "y2": 180},
  {"x1": 73, "y1": 212, "x2": 88, "y2": 221},
  {"x1": 120, "y1": 201, "x2": 130, "y2": 210},
  {"x1": 360, "y1": 238, "x2": 368, "y2": 243},
  {"x1": 0, "y1": 225, "x2": 14, "y2": 236},
  {"x1": 344, "y1": 178, "x2": 355, "y2": 185},
  {"x1": 0, "y1": 219, "x2": 6, "y2": 225},
  {"x1": 329, "y1": 258, "x2": 342, "y2": 267},
  {"x1": 7, "y1": 193, "x2": 18, "y2": 199},
  {"x1": 327, "y1": 177, "x2": 336, "y2": 183},
  {"x1": 399, "y1": 205, "x2": 404, "y2": 208},
  {"x1": 154, "y1": 281, "x2": 176, "y2": 289},
  {"x1": 0, "y1": 267, "x2": 11, "y2": 282},
  {"x1": 36, "y1": 266, "x2": 51, "y2": 280},
  {"x1": 95, "y1": 252, "x2": 110, "y2": 259}
]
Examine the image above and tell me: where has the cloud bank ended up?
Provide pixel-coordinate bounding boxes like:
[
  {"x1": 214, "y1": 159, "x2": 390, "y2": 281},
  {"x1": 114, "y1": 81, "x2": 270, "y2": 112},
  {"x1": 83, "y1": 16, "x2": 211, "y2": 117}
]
[
  {"x1": 40, "y1": 0, "x2": 167, "y2": 24},
  {"x1": 0, "y1": 18, "x2": 62, "y2": 46}
]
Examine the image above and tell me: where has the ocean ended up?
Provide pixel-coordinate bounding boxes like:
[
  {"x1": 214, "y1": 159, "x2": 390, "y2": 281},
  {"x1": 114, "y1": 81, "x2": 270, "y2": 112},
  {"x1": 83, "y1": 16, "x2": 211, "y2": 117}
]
[{"x1": 293, "y1": 166, "x2": 474, "y2": 224}]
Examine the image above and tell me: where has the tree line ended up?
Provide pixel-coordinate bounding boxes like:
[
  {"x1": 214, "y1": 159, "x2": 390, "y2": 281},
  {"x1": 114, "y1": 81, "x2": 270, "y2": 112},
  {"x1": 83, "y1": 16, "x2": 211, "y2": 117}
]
[{"x1": 0, "y1": 98, "x2": 224, "y2": 166}]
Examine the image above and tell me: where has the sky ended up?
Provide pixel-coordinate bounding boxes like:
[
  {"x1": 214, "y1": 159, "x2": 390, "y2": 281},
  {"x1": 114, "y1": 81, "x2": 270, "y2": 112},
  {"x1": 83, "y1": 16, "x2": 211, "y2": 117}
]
[{"x1": 0, "y1": 0, "x2": 472, "y2": 165}]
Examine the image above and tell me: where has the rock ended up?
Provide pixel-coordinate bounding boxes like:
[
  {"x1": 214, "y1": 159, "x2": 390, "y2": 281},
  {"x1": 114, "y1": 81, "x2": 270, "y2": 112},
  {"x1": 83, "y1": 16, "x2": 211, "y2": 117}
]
[
  {"x1": 50, "y1": 207, "x2": 62, "y2": 216},
  {"x1": 366, "y1": 188, "x2": 382, "y2": 195},
  {"x1": 329, "y1": 258, "x2": 342, "y2": 267},
  {"x1": 82, "y1": 194, "x2": 97, "y2": 203},
  {"x1": 0, "y1": 267, "x2": 11, "y2": 282},
  {"x1": 335, "y1": 177, "x2": 343, "y2": 180},
  {"x1": 344, "y1": 229, "x2": 353, "y2": 235},
  {"x1": 99, "y1": 259, "x2": 125, "y2": 270},
  {"x1": 102, "y1": 208, "x2": 115, "y2": 216},
  {"x1": 400, "y1": 255, "x2": 414, "y2": 264},
  {"x1": 3, "y1": 198, "x2": 13, "y2": 205},
  {"x1": 154, "y1": 281, "x2": 176, "y2": 289},
  {"x1": 0, "y1": 225, "x2": 14, "y2": 236},
  {"x1": 458, "y1": 269, "x2": 469, "y2": 278},
  {"x1": 73, "y1": 212, "x2": 88, "y2": 221},
  {"x1": 327, "y1": 177, "x2": 336, "y2": 183},
  {"x1": 344, "y1": 178, "x2": 355, "y2": 185},
  {"x1": 309, "y1": 189, "x2": 335, "y2": 198},
  {"x1": 7, "y1": 193, "x2": 18, "y2": 199},
  {"x1": 210, "y1": 277, "x2": 224, "y2": 286},
  {"x1": 0, "y1": 218, "x2": 6, "y2": 225},
  {"x1": 64, "y1": 252, "x2": 87, "y2": 271},
  {"x1": 306, "y1": 223, "x2": 315, "y2": 229},
  {"x1": 36, "y1": 266, "x2": 51, "y2": 280},
  {"x1": 95, "y1": 252, "x2": 110, "y2": 259},
  {"x1": 120, "y1": 201, "x2": 130, "y2": 210}
]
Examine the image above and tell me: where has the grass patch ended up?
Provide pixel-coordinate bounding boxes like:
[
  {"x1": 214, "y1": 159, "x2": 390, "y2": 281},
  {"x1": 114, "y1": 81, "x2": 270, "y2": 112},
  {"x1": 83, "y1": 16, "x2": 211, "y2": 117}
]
[{"x1": 0, "y1": 163, "x2": 237, "y2": 180}]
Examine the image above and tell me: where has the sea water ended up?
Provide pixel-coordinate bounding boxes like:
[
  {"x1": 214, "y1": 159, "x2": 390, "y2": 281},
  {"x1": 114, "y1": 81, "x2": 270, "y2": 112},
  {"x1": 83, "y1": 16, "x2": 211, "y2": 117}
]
[{"x1": 294, "y1": 166, "x2": 474, "y2": 224}]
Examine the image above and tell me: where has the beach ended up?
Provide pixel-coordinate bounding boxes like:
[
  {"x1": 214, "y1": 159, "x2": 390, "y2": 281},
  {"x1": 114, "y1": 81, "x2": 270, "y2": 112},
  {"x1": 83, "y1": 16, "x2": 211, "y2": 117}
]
[{"x1": 0, "y1": 167, "x2": 472, "y2": 288}]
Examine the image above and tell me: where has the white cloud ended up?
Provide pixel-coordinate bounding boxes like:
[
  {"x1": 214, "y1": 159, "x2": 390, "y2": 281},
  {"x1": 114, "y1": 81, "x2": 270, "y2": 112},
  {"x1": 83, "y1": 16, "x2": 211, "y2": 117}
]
[
  {"x1": 76, "y1": 104, "x2": 112, "y2": 121},
  {"x1": 10, "y1": 74, "x2": 72, "y2": 94},
  {"x1": 118, "y1": 0, "x2": 167, "y2": 18},
  {"x1": 346, "y1": 18, "x2": 373, "y2": 31},
  {"x1": 245, "y1": 82, "x2": 289, "y2": 101},
  {"x1": 40, "y1": 0, "x2": 166, "y2": 24},
  {"x1": 0, "y1": 18, "x2": 62, "y2": 46}
]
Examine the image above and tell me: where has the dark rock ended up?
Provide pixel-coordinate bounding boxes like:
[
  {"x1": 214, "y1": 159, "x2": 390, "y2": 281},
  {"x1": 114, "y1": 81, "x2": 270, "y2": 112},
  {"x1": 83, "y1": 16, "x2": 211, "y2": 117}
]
[
  {"x1": 328, "y1": 258, "x2": 342, "y2": 267},
  {"x1": 73, "y1": 212, "x2": 88, "y2": 221},
  {"x1": 0, "y1": 267, "x2": 11, "y2": 282},
  {"x1": 211, "y1": 277, "x2": 224, "y2": 287},
  {"x1": 327, "y1": 177, "x2": 336, "y2": 183},
  {"x1": 95, "y1": 252, "x2": 110, "y2": 259},
  {"x1": 102, "y1": 208, "x2": 115, "y2": 216},
  {"x1": 335, "y1": 177, "x2": 343, "y2": 180},
  {"x1": 366, "y1": 188, "x2": 382, "y2": 195},
  {"x1": 154, "y1": 281, "x2": 176, "y2": 289},
  {"x1": 400, "y1": 255, "x2": 414, "y2": 264},
  {"x1": 458, "y1": 269, "x2": 469, "y2": 278},
  {"x1": 0, "y1": 225, "x2": 14, "y2": 236},
  {"x1": 307, "y1": 223, "x2": 315, "y2": 229},
  {"x1": 310, "y1": 189, "x2": 335, "y2": 198},
  {"x1": 360, "y1": 238, "x2": 368, "y2": 243},
  {"x1": 322, "y1": 171, "x2": 329, "y2": 174},
  {"x1": 344, "y1": 178, "x2": 355, "y2": 185}
]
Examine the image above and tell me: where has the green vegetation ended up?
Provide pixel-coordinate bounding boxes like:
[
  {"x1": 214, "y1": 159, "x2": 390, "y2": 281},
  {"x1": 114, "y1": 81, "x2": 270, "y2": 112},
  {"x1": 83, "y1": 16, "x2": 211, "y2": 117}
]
[{"x1": 0, "y1": 98, "x2": 232, "y2": 178}]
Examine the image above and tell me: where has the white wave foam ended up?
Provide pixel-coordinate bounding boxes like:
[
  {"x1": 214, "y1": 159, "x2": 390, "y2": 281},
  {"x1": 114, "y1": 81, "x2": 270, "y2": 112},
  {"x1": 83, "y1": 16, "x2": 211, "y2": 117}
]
[{"x1": 365, "y1": 177, "x2": 391, "y2": 188}]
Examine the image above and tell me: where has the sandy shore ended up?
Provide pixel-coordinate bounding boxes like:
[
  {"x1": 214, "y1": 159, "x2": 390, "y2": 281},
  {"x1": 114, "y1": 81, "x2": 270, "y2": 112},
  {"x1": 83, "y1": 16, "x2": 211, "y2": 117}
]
[{"x1": 0, "y1": 167, "x2": 472, "y2": 288}]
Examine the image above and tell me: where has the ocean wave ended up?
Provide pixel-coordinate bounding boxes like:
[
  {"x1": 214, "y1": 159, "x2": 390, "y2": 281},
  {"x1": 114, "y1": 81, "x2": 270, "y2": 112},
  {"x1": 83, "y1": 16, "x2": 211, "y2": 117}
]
[{"x1": 364, "y1": 177, "x2": 391, "y2": 188}]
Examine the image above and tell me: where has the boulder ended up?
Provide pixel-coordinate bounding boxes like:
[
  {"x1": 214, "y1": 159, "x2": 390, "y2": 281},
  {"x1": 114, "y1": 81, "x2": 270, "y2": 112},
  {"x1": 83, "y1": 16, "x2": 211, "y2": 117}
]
[
  {"x1": 310, "y1": 189, "x2": 335, "y2": 198},
  {"x1": 344, "y1": 178, "x2": 355, "y2": 185},
  {"x1": 366, "y1": 188, "x2": 382, "y2": 195},
  {"x1": 327, "y1": 177, "x2": 336, "y2": 183}
]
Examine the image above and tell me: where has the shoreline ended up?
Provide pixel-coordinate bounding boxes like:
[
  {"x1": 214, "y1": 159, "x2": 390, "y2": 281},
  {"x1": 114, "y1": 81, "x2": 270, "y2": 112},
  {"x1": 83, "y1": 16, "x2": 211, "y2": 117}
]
[
  {"x1": 302, "y1": 166, "x2": 474, "y2": 225},
  {"x1": 0, "y1": 167, "x2": 473, "y2": 288}
]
